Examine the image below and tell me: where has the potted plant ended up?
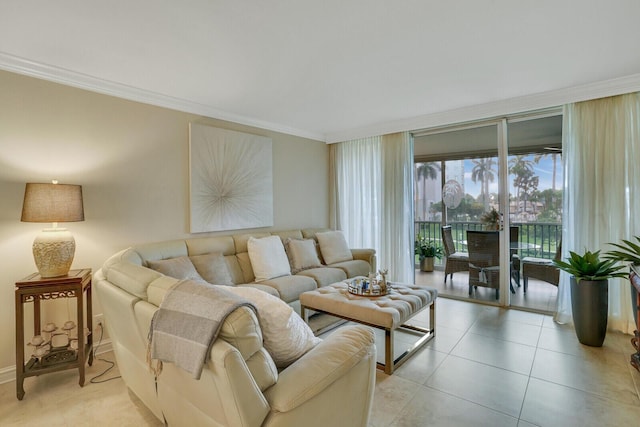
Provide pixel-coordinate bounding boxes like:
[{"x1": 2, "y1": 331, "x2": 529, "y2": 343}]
[
  {"x1": 415, "y1": 237, "x2": 444, "y2": 272},
  {"x1": 554, "y1": 249, "x2": 627, "y2": 346},
  {"x1": 605, "y1": 236, "x2": 640, "y2": 266},
  {"x1": 480, "y1": 208, "x2": 501, "y2": 231},
  {"x1": 604, "y1": 236, "x2": 640, "y2": 324}
]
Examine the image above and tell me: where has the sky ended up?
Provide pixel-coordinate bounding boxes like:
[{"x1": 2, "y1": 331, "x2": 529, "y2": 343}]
[{"x1": 461, "y1": 154, "x2": 562, "y2": 199}]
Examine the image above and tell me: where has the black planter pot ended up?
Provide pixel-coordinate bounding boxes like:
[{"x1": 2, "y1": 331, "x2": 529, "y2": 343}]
[{"x1": 570, "y1": 277, "x2": 608, "y2": 347}]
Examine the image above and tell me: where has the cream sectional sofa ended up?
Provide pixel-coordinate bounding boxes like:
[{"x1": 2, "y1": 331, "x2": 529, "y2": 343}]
[
  {"x1": 99, "y1": 228, "x2": 375, "y2": 313},
  {"x1": 94, "y1": 228, "x2": 377, "y2": 426}
]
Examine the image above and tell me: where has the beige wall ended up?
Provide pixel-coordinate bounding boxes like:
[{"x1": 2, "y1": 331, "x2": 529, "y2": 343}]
[{"x1": 0, "y1": 70, "x2": 329, "y2": 374}]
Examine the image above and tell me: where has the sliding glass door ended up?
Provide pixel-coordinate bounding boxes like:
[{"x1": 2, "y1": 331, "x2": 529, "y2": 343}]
[
  {"x1": 414, "y1": 122, "x2": 508, "y2": 305},
  {"x1": 413, "y1": 112, "x2": 563, "y2": 311},
  {"x1": 506, "y1": 115, "x2": 563, "y2": 312}
]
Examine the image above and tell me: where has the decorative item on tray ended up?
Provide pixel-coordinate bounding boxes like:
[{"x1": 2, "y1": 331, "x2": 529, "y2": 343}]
[{"x1": 347, "y1": 269, "x2": 390, "y2": 296}]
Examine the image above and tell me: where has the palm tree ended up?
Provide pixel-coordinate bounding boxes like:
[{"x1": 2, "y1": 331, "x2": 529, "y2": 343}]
[
  {"x1": 509, "y1": 155, "x2": 535, "y2": 217},
  {"x1": 534, "y1": 152, "x2": 561, "y2": 191},
  {"x1": 514, "y1": 169, "x2": 539, "y2": 217},
  {"x1": 471, "y1": 158, "x2": 496, "y2": 211},
  {"x1": 415, "y1": 162, "x2": 440, "y2": 220},
  {"x1": 416, "y1": 162, "x2": 439, "y2": 181},
  {"x1": 551, "y1": 153, "x2": 559, "y2": 191},
  {"x1": 509, "y1": 155, "x2": 535, "y2": 174}
]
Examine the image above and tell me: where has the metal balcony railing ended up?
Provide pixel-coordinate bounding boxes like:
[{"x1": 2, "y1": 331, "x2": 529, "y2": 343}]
[{"x1": 415, "y1": 221, "x2": 562, "y2": 267}]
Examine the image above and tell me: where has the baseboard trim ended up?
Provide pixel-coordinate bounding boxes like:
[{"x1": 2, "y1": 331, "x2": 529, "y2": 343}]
[
  {"x1": 0, "y1": 339, "x2": 113, "y2": 385},
  {"x1": 0, "y1": 365, "x2": 15, "y2": 385}
]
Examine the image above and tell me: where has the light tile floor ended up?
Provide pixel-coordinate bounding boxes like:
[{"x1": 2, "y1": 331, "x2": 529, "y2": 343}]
[
  {"x1": 416, "y1": 269, "x2": 559, "y2": 313},
  {"x1": 1, "y1": 298, "x2": 639, "y2": 426},
  {"x1": 368, "y1": 298, "x2": 640, "y2": 427}
]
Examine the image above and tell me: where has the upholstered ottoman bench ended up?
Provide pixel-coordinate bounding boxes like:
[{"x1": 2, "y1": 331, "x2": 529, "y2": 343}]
[{"x1": 300, "y1": 281, "x2": 437, "y2": 374}]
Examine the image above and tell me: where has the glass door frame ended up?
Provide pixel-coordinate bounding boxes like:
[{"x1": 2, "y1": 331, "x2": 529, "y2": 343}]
[
  {"x1": 497, "y1": 118, "x2": 510, "y2": 306},
  {"x1": 414, "y1": 118, "x2": 508, "y2": 306},
  {"x1": 413, "y1": 108, "x2": 562, "y2": 308}
]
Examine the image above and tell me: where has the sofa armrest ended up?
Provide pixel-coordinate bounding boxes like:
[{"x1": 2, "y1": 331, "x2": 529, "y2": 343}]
[
  {"x1": 264, "y1": 325, "x2": 375, "y2": 412},
  {"x1": 351, "y1": 249, "x2": 377, "y2": 272},
  {"x1": 159, "y1": 339, "x2": 272, "y2": 427}
]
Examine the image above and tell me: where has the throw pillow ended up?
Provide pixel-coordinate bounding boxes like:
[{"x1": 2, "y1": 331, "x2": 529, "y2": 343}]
[
  {"x1": 224, "y1": 286, "x2": 321, "y2": 368},
  {"x1": 285, "y1": 238, "x2": 322, "y2": 273},
  {"x1": 247, "y1": 236, "x2": 291, "y2": 282},
  {"x1": 147, "y1": 256, "x2": 205, "y2": 281},
  {"x1": 189, "y1": 252, "x2": 234, "y2": 285},
  {"x1": 316, "y1": 230, "x2": 353, "y2": 265}
]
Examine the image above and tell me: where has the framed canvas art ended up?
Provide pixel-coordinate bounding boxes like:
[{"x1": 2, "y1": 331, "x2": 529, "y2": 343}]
[{"x1": 189, "y1": 123, "x2": 273, "y2": 233}]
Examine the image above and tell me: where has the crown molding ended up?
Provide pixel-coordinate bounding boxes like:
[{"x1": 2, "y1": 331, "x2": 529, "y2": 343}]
[
  {"x1": 326, "y1": 73, "x2": 640, "y2": 143},
  {"x1": 3, "y1": 51, "x2": 640, "y2": 145},
  {"x1": 0, "y1": 52, "x2": 325, "y2": 142}
]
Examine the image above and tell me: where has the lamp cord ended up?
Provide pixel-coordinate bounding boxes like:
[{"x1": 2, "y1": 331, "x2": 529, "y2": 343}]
[{"x1": 89, "y1": 322, "x2": 121, "y2": 384}]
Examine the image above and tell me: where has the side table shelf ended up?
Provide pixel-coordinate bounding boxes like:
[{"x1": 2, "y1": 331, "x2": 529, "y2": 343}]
[{"x1": 15, "y1": 268, "x2": 93, "y2": 400}]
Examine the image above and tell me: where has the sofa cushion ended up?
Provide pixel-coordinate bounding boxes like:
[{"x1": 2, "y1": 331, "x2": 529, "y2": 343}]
[
  {"x1": 147, "y1": 256, "x2": 205, "y2": 282},
  {"x1": 104, "y1": 261, "x2": 164, "y2": 300},
  {"x1": 233, "y1": 232, "x2": 271, "y2": 254},
  {"x1": 147, "y1": 275, "x2": 181, "y2": 306},
  {"x1": 316, "y1": 230, "x2": 353, "y2": 265},
  {"x1": 212, "y1": 305, "x2": 278, "y2": 392},
  {"x1": 300, "y1": 228, "x2": 330, "y2": 264},
  {"x1": 185, "y1": 235, "x2": 236, "y2": 256},
  {"x1": 189, "y1": 252, "x2": 234, "y2": 285},
  {"x1": 236, "y1": 252, "x2": 256, "y2": 284},
  {"x1": 258, "y1": 275, "x2": 317, "y2": 304},
  {"x1": 297, "y1": 267, "x2": 347, "y2": 288},
  {"x1": 225, "y1": 286, "x2": 321, "y2": 368},
  {"x1": 237, "y1": 283, "x2": 281, "y2": 298},
  {"x1": 284, "y1": 238, "x2": 322, "y2": 273},
  {"x1": 135, "y1": 240, "x2": 189, "y2": 263},
  {"x1": 248, "y1": 236, "x2": 292, "y2": 282},
  {"x1": 271, "y1": 229, "x2": 304, "y2": 241},
  {"x1": 328, "y1": 259, "x2": 371, "y2": 278}
]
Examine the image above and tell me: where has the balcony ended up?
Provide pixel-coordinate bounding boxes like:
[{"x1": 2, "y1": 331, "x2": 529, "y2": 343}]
[
  {"x1": 415, "y1": 221, "x2": 561, "y2": 313},
  {"x1": 415, "y1": 221, "x2": 562, "y2": 265}
]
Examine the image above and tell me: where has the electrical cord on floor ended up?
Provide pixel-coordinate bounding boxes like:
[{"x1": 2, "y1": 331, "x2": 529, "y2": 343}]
[{"x1": 89, "y1": 322, "x2": 121, "y2": 384}]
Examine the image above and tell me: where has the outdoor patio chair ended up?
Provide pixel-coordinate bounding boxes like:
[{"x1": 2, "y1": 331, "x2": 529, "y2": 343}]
[
  {"x1": 467, "y1": 230, "x2": 500, "y2": 299},
  {"x1": 510, "y1": 226, "x2": 521, "y2": 287},
  {"x1": 441, "y1": 225, "x2": 469, "y2": 283},
  {"x1": 522, "y1": 240, "x2": 562, "y2": 292}
]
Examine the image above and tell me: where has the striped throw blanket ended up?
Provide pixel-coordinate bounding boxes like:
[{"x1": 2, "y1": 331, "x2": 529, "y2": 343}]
[{"x1": 147, "y1": 279, "x2": 255, "y2": 380}]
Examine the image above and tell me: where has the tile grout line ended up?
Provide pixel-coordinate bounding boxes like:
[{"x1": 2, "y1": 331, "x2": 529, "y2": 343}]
[{"x1": 515, "y1": 321, "x2": 545, "y2": 424}]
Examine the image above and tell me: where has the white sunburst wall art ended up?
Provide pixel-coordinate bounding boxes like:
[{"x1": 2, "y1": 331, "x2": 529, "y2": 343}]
[{"x1": 189, "y1": 123, "x2": 274, "y2": 233}]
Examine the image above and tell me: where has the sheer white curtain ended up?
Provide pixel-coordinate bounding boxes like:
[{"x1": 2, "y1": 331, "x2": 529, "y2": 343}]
[
  {"x1": 330, "y1": 132, "x2": 414, "y2": 282},
  {"x1": 381, "y1": 132, "x2": 414, "y2": 283},
  {"x1": 330, "y1": 136, "x2": 382, "y2": 255},
  {"x1": 556, "y1": 93, "x2": 640, "y2": 334}
]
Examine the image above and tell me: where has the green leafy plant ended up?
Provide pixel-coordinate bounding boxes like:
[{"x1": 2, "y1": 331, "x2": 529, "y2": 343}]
[
  {"x1": 415, "y1": 238, "x2": 444, "y2": 259},
  {"x1": 604, "y1": 236, "x2": 640, "y2": 266},
  {"x1": 480, "y1": 207, "x2": 501, "y2": 230},
  {"x1": 553, "y1": 249, "x2": 627, "y2": 282}
]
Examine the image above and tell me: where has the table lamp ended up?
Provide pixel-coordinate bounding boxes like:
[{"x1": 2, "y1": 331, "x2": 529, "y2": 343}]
[{"x1": 21, "y1": 181, "x2": 84, "y2": 278}]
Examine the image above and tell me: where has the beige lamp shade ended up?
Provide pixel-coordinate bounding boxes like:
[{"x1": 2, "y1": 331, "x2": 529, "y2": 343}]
[
  {"x1": 21, "y1": 183, "x2": 84, "y2": 223},
  {"x1": 21, "y1": 182, "x2": 84, "y2": 278}
]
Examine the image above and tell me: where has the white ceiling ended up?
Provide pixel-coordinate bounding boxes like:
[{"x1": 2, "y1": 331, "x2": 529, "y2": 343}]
[{"x1": 2, "y1": 1, "x2": 640, "y2": 142}]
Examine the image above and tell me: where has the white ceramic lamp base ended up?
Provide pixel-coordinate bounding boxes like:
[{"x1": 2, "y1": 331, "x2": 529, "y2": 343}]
[{"x1": 32, "y1": 228, "x2": 75, "y2": 278}]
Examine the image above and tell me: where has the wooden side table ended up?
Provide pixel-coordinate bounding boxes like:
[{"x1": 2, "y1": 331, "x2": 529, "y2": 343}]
[{"x1": 15, "y1": 268, "x2": 93, "y2": 400}]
